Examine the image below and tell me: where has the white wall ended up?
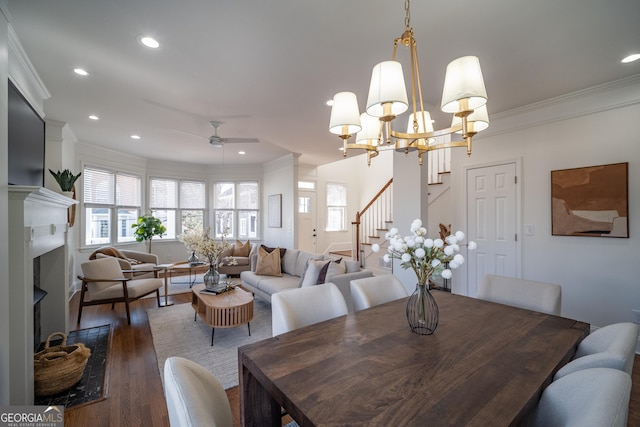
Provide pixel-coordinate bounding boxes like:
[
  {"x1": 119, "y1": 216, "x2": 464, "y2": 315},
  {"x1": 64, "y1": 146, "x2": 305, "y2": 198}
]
[
  {"x1": 449, "y1": 76, "x2": 640, "y2": 331},
  {"x1": 0, "y1": 3, "x2": 10, "y2": 405},
  {"x1": 262, "y1": 154, "x2": 298, "y2": 249}
]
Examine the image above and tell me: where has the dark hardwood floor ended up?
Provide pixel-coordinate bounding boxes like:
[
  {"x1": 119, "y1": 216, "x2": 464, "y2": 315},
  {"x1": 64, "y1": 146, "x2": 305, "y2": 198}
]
[{"x1": 65, "y1": 291, "x2": 640, "y2": 427}]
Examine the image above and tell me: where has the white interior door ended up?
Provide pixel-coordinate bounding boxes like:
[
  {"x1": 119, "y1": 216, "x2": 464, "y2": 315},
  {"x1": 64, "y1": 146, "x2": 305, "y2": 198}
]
[
  {"x1": 466, "y1": 162, "x2": 519, "y2": 297},
  {"x1": 298, "y1": 190, "x2": 317, "y2": 253}
]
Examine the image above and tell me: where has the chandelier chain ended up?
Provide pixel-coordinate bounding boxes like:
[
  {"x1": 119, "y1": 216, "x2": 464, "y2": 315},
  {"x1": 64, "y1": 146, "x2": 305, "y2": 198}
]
[{"x1": 405, "y1": 0, "x2": 411, "y2": 29}]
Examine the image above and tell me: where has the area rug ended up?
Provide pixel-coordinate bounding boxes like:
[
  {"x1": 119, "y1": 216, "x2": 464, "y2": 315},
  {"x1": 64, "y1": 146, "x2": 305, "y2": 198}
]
[
  {"x1": 34, "y1": 324, "x2": 112, "y2": 409},
  {"x1": 147, "y1": 299, "x2": 272, "y2": 390}
]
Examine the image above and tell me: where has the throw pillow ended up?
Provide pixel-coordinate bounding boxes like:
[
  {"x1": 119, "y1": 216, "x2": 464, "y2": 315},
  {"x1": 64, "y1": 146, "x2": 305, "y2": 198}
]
[
  {"x1": 345, "y1": 260, "x2": 361, "y2": 273},
  {"x1": 260, "y1": 245, "x2": 286, "y2": 258},
  {"x1": 300, "y1": 259, "x2": 332, "y2": 287},
  {"x1": 233, "y1": 240, "x2": 251, "y2": 257},
  {"x1": 255, "y1": 246, "x2": 282, "y2": 276},
  {"x1": 325, "y1": 257, "x2": 346, "y2": 279}
]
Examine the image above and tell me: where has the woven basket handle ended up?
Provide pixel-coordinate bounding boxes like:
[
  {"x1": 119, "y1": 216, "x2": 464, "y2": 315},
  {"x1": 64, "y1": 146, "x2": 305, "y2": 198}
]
[
  {"x1": 36, "y1": 351, "x2": 69, "y2": 362},
  {"x1": 44, "y1": 332, "x2": 67, "y2": 348}
]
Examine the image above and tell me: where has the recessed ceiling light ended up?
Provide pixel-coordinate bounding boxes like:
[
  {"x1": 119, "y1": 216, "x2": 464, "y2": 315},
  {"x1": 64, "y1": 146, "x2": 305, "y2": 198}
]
[
  {"x1": 131, "y1": 135, "x2": 141, "y2": 140},
  {"x1": 621, "y1": 53, "x2": 640, "y2": 63},
  {"x1": 89, "y1": 115, "x2": 99, "y2": 120},
  {"x1": 74, "y1": 68, "x2": 89, "y2": 76},
  {"x1": 238, "y1": 151, "x2": 246, "y2": 155},
  {"x1": 326, "y1": 99, "x2": 334, "y2": 106},
  {"x1": 139, "y1": 36, "x2": 160, "y2": 49}
]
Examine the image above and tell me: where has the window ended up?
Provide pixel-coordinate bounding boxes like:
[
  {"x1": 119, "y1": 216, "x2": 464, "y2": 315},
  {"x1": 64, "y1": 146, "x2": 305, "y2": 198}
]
[
  {"x1": 213, "y1": 181, "x2": 259, "y2": 239},
  {"x1": 149, "y1": 178, "x2": 206, "y2": 238},
  {"x1": 83, "y1": 167, "x2": 141, "y2": 246},
  {"x1": 298, "y1": 181, "x2": 316, "y2": 190},
  {"x1": 299, "y1": 196, "x2": 311, "y2": 213},
  {"x1": 326, "y1": 182, "x2": 347, "y2": 231}
]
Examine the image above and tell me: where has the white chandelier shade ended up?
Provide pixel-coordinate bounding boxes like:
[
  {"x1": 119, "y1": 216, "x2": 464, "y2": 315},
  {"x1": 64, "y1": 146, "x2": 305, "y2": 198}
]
[
  {"x1": 440, "y1": 56, "x2": 488, "y2": 114},
  {"x1": 451, "y1": 104, "x2": 489, "y2": 133},
  {"x1": 329, "y1": 92, "x2": 362, "y2": 136},
  {"x1": 356, "y1": 113, "x2": 382, "y2": 145},
  {"x1": 406, "y1": 110, "x2": 436, "y2": 146},
  {"x1": 366, "y1": 61, "x2": 409, "y2": 118}
]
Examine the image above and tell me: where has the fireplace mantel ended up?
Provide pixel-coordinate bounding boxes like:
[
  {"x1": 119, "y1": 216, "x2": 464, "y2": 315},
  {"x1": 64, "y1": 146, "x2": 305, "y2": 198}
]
[{"x1": 8, "y1": 186, "x2": 77, "y2": 404}]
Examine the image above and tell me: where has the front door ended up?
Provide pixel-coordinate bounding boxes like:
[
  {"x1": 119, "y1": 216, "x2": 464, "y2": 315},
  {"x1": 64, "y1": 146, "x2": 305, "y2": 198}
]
[
  {"x1": 297, "y1": 190, "x2": 317, "y2": 253},
  {"x1": 465, "y1": 161, "x2": 519, "y2": 297}
]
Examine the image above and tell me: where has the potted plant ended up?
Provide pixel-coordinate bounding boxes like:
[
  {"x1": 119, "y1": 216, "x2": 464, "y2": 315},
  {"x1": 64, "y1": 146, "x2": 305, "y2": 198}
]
[
  {"x1": 131, "y1": 214, "x2": 166, "y2": 253},
  {"x1": 49, "y1": 169, "x2": 82, "y2": 195}
]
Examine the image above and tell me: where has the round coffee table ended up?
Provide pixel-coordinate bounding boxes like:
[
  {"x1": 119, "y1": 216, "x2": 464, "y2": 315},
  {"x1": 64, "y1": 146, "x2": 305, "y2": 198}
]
[{"x1": 191, "y1": 282, "x2": 254, "y2": 346}]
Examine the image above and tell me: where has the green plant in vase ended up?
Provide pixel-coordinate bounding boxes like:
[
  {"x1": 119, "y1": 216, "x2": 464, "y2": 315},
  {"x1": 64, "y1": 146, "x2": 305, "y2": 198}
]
[
  {"x1": 48, "y1": 169, "x2": 81, "y2": 192},
  {"x1": 131, "y1": 214, "x2": 166, "y2": 253}
]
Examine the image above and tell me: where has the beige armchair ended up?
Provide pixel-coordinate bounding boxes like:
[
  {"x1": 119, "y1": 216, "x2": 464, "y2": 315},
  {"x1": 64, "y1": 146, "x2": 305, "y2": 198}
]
[
  {"x1": 89, "y1": 246, "x2": 159, "y2": 279},
  {"x1": 77, "y1": 257, "x2": 163, "y2": 325}
]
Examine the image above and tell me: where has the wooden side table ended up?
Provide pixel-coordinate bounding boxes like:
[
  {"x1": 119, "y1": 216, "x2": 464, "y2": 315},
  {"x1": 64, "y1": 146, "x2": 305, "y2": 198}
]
[{"x1": 191, "y1": 282, "x2": 254, "y2": 346}]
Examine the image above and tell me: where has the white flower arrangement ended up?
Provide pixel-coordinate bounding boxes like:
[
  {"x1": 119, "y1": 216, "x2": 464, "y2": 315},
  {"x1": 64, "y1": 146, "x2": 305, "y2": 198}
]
[
  {"x1": 372, "y1": 219, "x2": 477, "y2": 286},
  {"x1": 178, "y1": 227, "x2": 235, "y2": 267}
]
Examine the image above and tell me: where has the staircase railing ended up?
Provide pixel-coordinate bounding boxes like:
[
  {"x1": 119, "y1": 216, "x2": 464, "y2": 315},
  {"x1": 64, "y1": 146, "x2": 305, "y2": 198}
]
[{"x1": 352, "y1": 178, "x2": 393, "y2": 262}]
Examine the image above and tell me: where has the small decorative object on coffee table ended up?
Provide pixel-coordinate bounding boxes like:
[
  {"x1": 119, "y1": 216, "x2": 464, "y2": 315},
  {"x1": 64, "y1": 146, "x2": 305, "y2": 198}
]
[
  {"x1": 372, "y1": 219, "x2": 476, "y2": 335},
  {"x1": 191, "y1": 282, "x2": 254, "y2": 346},
  {"x1": 179, "y1": 227, "x2": 236, "y2": 291}
]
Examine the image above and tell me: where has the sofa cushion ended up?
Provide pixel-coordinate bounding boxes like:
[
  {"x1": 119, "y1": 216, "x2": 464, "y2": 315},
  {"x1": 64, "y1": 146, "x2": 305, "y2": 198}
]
[
  {"x1": 255, "y1": 275, "x2": 300, "y2": 295},
  {"x1": 300, "y1": 259, "x2": 332, "y2": 287},
  {"x1": 233, "y1": 240, "x2": 251, "y2": 257},
  {"x1": 281, "y1": 249, "x2": 299, "y2": 276},
  {"x1": 345, "y1": 260, "x2": 361, "y2": 273},
  {"x1": 295, "y1": 251, "x2": 324, "y2": 277},
  {"x1": 255, "y1": 246, "x2": 282, "y2": 276}
]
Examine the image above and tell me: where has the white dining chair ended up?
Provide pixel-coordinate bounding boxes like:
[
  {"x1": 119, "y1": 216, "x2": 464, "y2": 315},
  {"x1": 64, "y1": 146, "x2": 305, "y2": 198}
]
[
  {"x1": 350, "y1": 275, "x2": 408, "y2": 312},
  {"x1": 163, "y1": 357, "x2": 233, "y2": 427},
  {"x1": 554, "y1": 322, "x2": 639, "y2": 380},
  {"x1": 528, "y1": 368, "x2": 631, "y2": 427},
  {"x1": 271, "y1": 282, "x2": 348, "y2": 336},
  {"x1": 476, "y1": 274, "x2": 562, "y2": 315}
]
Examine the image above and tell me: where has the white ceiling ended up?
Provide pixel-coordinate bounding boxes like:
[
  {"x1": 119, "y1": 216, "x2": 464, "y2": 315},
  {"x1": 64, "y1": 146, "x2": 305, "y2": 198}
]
[{"x1": 7, "y1": 0, "x2": 640, "y2": 167}]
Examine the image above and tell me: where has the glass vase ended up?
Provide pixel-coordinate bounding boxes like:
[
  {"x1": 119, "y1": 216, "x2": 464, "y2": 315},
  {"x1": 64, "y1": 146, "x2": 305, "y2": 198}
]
[
  {"x1": 203, "y1": 264, "x2": 220, "y2": 290},
  {"x1": 187, "y1": 251, "x2": 199, "y2": 266},
  {"x1": 406, "y1": 283, "x2": 439, "y2": 335}
]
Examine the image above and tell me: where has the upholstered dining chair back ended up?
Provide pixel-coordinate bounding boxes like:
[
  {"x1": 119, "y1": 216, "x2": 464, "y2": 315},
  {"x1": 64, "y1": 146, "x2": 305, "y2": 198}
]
[
  {"x1": 350, "y1": 275, "x2": 409, "y2": 312},
  {"x1": 272, "y1": 282, "x2": 348, "y2": 336},
  {"x1": 164, "y1": 357, "x2": 233, "y2": 427},
  {"x1": 554, "y1": 322, "x2": 639, "y2": 380},
  {"x1": 477, "y1": 274, "x2": 562, "y2": 315},
  {"x1": 528, "y1": 368, "x2": 631, "y2": 427}
]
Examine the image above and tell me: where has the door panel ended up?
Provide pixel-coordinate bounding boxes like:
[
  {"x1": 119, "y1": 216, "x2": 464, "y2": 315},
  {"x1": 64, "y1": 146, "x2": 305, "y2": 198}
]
[
  {"x1": 466, "y1": 163, "x2": 518, "y2": 297},
  {"x1": 298, "y1": 190, "x2": 317, "y2": 253}
]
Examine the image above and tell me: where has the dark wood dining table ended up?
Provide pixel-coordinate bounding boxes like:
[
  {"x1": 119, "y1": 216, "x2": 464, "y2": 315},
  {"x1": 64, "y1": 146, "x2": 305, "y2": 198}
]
[{"x1": 239, "y1": 290, "x2": 589, "y2": 427}]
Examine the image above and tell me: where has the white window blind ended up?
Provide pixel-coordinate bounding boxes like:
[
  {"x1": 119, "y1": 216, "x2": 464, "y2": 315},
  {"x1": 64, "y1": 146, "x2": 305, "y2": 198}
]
[
  {"x1": 180, "y1": 180, "x2": 206, "y2": 209},
  {"x1": 116, "y1": 173, "x2": 141, "y2": 207},
  {"x1": 84, "y1": 168, "x2": 114, "y2": 205},
  {"x1": 150, "y1": 178, "x2": 178, "y2": 209}
]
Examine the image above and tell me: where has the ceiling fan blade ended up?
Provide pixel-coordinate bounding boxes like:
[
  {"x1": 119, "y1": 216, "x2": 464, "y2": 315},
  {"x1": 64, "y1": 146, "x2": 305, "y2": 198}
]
[{"x1": 222, "y1": 137, "x2": 260, "y2": 143}]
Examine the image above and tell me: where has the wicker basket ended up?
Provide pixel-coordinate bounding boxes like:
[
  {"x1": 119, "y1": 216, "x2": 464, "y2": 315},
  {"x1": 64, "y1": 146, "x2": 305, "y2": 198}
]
[{"x1": 34, "y1": 332, "x2": 91, "y2": 397}]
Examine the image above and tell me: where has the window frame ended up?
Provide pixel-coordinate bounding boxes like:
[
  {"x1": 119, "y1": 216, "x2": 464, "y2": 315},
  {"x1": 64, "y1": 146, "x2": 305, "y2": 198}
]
[
  {"x1": 82, "y1": 165, "x2": 142, "y2": 247},
  {"x1": 325, "y1": 181, "x2": 348, "y2": 232},
  {"x1": 148, "y1": 177, "x2": 208, "y2": 239},
  {"x1": 212, "y1": 180, "x2": 260, "y2": 240}
]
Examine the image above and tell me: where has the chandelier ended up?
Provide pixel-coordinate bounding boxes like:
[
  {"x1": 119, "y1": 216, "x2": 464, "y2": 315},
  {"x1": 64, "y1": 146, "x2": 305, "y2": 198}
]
[{"x1": 328, "y1": 0, "x2": 489, "y2": 166}]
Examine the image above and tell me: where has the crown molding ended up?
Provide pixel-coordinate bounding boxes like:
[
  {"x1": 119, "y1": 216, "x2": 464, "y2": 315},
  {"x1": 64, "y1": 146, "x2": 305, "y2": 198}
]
[
  {"x1": 479, "y1": 74, "x2": 640, "y2": 139},
  {"x1": 7, "y1": 24, "x2": 50, "y2": 117}
]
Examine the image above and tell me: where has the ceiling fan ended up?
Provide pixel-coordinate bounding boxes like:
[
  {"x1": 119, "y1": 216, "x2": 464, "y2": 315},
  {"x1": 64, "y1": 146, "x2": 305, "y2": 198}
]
[
  {"x1": 207, "y1": 121, "x2": 259, "y2": 147},
  {"x1": 170, "y1": 121, "x2": 260, "y2": 147}
]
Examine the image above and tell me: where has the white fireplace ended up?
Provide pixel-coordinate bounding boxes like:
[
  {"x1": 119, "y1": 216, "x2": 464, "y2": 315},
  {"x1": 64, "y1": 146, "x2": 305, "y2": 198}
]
[{"x1": 8, "y1": 186, "x2": 76, "y2": 404}]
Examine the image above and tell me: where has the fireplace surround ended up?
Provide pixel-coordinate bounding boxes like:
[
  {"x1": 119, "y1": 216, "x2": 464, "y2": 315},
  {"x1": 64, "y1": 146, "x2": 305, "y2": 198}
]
[{"x1": 8, "y1": 186, "x2": 76, "y2": 404}]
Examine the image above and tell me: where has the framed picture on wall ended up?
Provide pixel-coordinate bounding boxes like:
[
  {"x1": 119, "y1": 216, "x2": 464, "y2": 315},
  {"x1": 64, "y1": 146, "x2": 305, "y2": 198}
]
[
  {"x1": 268, "y1": 194, "x2": 282, "y2": 228},
  {"x1": 551, "y1": 162, "x2": 628, "y2": 238}
]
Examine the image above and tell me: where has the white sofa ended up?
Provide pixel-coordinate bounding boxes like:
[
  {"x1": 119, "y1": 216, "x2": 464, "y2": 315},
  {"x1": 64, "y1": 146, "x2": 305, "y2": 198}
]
[{"x1": 240, "y1": 248, "x2": 373, "y2": 312}]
